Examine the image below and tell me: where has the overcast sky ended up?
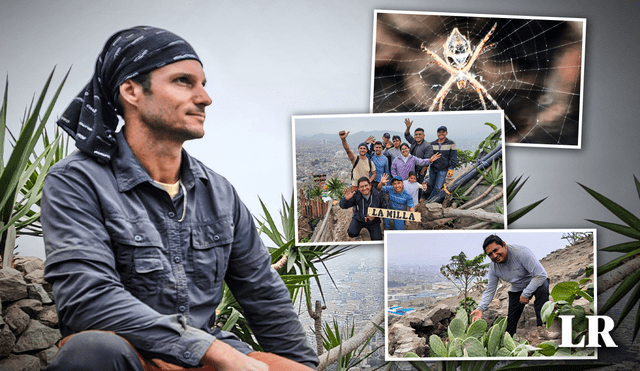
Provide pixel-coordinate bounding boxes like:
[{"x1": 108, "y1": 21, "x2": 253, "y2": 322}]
[
  {"x1": 386, "y1": 229, "x2": 594, "y2": 267},
  {"x1": 1, "y1": 0, "x2": 639, "y2": 268},
  {"x1": 293, "y1": 111, "x2": 502, "y2": 137}
]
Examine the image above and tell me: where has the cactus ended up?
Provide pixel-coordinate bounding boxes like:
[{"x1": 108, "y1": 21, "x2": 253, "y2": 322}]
[{"x1": 428, "y1": 307, "x2": 544, "y2": 358}]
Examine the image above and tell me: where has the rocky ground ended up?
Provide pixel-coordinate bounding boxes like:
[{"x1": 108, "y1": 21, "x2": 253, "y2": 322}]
[
  {"x1": 0, "y1": 257, "x2": 60, "y2": 371},
  {"x1": 387, "y1": 234, "x2": 595, "y2": 359}
]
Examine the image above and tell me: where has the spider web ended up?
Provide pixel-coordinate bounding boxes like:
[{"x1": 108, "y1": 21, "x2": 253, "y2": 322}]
[{"x1": 372, "y1": 12, "x2": 585, "y2": 146}]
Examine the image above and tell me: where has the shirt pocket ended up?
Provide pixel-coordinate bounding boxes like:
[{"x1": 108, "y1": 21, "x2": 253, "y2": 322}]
[
  {"x1": 188, "y1": 218, "x2": 234, "y2": 291},
  {"x1": 107, "y1": 217, "x2": 168, "y2": 298}
]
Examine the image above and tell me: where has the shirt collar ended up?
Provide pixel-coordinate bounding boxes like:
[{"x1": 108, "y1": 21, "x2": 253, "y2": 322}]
[{"x1": 111, "y1": 131, "x2": 208, "y2": 192}]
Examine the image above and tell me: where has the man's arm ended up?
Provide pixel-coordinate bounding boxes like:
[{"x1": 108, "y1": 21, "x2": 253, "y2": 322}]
[
  {"x1": 472, "y1": 268, "x2": 499, "y2": 321},
  {"x1": 224, "y1": 188, "x2": 318, "y2": 368},
  {"x1": 369, "y1": 168, "x2": 376, "y2": 184},
  {"x1": 338, "y1": 130, "x2": 355, "y2": 162},
  {"x1": 339, "y1": 187, "x2": 357, "y2": 209},
  {"x1": 414, "y1": 152, "x2": 441, "y2": 167},
  {"x1": 42, "y1": 167, "x2": 215, "y2": 368},
  {"x1": 404, "y1": 118, "x2": 415, "y2": 144}
]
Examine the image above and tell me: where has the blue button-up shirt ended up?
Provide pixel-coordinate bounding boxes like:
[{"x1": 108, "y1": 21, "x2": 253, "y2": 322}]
[{"x1": 41, "y1": 133, "x2": 318, "y2": 368}]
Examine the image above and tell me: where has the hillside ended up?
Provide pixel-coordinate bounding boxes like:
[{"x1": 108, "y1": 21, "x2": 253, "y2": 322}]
[{"x1": 387, "y1": 234, "x2": 594, "y2": 358}]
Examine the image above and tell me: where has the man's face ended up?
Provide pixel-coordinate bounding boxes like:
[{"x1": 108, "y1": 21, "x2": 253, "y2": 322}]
[
  {"x1": 374, "y1": 144, "x2": 383, "y2": 155},
  {"x1": 414, "y1": 130, "x2": 424, "y2": 142},
  {"x1": 358, "y1": 180, "x2": 371, "y2": 196},
  {"x1": 383, "y1": 137, "x2": 390, "y2": 145},
  {"x1": 393, "y1": 138, "x2": 401, "y2": 148},
  {"x1": 485, "y1": 242, "x2": 509, "y2": 263},
  {"x1": 437, "y1": 130, "x2": 447, "y2": 141},
  {"x1": 401, "y1": 146, "x2": 410, "y2": 157},
  {"x1": 358, "y1": 146, "x2": 368, "y2": 156},
  {"x1": 392, "y1": 179, "x2": 404, "y2": 193},
  {"x1": 136, "y1": 60, "x2": 212, "y2": 142}
]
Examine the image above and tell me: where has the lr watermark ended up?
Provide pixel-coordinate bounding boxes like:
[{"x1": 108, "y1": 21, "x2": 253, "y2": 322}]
[{"x1": 558, "y1": 315, "x2": 617, "y2": 347}]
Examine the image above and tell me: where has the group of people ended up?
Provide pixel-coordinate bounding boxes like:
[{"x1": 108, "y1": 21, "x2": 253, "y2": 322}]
[{"x1": 338, "y1": 118, "x2": 458, "y2": 239}]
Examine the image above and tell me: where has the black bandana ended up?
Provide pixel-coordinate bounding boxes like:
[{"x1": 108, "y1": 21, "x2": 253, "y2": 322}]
[{"x1": 57, "y1": 26, "x2": 202, "y2": 163}]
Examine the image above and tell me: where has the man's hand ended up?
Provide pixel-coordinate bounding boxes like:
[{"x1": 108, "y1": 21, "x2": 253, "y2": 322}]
[
  {"x1": 202, "y1": 340, "x2": 268, "y2": 371},
  {"x1": 385, "y1": 141, "x2": 392, "y2": 149},
  {"x1": 470, "y1": 309, "x2": 483, "y2": 322},
  {"x1": 404, "y1": 118, "x2": 413, "y2": 129},
  {"x1": 420, "y1": 167, "x2": 427, "y2": 175},
  {"x1": 338, "y1": 130, "x2": 349, "y2": 140},
  {"x1": 380, "y1": 173, "x2": 389, "y2": 185},
  {"x1": 365, "y1": 215, "x2": 375, "y2": 222},
  {"x1": 365, "y1": 135, "x2": 375, "y2": 144},
  {"x1": 429, "y1": 152, "x2": 442, "y2": 163},
  {"x1": 409, "y1": 207, "x2": 416, "y2": 213},
  {"x1": 344, "y1": 186, "x2": 356, "y2": 200},
  {"x1": 447, "y1": 169, "x2": 454, "y2": 178},
  {"x1": 520, "y1": 295, "x2": 530, "y2": 304}
]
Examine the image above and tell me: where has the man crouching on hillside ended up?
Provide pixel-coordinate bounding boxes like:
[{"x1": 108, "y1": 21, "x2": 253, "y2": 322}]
[
  {"x1": 470, "y1": 235, "x2": 557, "y2": 340},
  {"x1": 42, "y1": 26, "x2": 317, "y2": 371},
  {"x1": 339, "y1": 177, "x2": 385, "y2": 240}
]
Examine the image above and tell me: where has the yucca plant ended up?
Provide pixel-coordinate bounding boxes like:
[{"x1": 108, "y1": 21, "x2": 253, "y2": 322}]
[
  {"x1": 307, "y1": 184, "x2": 324, "y2": 200},
  {"x1": 215, "y1": 193, "x2": 356, "y2": 348},
  {"x1": 472, "y1": 122, "x2": 501, "y2": 161},
  {"x1": 325, "y1": 176, "x2": 346, "y2": 199},
  {"x1": 506, "y1": 175, "x2": 547, "y2": 225},
  {"x1": 0, "y1": 68, "x2": 69, "y2": 267},
  {"x1": 321, "y1": 318, "x2": 380, "y2": 370},
  {"x1": 579, "y1": 176, "x2": 640, "y2": 340}
]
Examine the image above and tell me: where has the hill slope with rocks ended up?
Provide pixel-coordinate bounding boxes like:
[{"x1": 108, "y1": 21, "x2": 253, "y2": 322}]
[{"x1": 387, "y1": 234, "x2": 594, "y2": 358}]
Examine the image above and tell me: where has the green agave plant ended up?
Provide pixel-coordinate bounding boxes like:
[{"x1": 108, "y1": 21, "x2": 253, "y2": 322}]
[
  {"x1": 215, "y1": 193, "x2": 356, "y2": 349},
  {"x1": 579, "y1": 176, "x2": 640, "y2": 340},
  {"x1": 506, "y1": 175, "x2": 547, "y2": 225},
  {"x1": 1, "y1": 68, "x2": 70, "y2": 266},
  {"x1": 321, "y1": 318, "x2": 380, "y2": 370},
  {"x1": 325, "y1": 176, "x2": 346, "y2": 200}
]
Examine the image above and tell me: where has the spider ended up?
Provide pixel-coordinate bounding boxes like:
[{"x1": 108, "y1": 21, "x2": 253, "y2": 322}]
[{"x1": 420, "y1": 23, "x2": 516, "y2": 130}]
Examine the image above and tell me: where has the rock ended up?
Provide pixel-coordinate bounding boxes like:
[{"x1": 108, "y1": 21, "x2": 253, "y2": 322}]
[
  {"x1": 23, "y1": 269, "x2": 45, "y2": 285},
  {"x1": 0, "y1": 353, "x2": 41, "y2": 371},
  {"x1": 0, "y1": 268, "x2": 28, "y2": 302},
  {"x1": 26, "y1": 284, "x2": 52, "y2": 305},
  {"x1": 425, "y1": 303, "x2": 451, "y2": 324},
  {"x1": 37, "y1": 307, "x2": 58, "y2": 328},
  {"x1": 3, "y1": 307, "x2": 30, "y2": 336},
  {"x1": 0, "y1": 324, "x2": 16, "y2": 358},
  {"x1": 36, "y1": 346, "x2": 58, "y2": 369},
  {"x1": 12, "y1": 320, "x2": 61, "y2": 353},
  {"x1": 10, "y1": 299, "x2": 44, "y2": 318},
  {"x1": 13, "y1": 257, "x2": 44, "y2": 276},
  {"x1": 389, "y1": 323, "x2": 427, "y2": 357}
]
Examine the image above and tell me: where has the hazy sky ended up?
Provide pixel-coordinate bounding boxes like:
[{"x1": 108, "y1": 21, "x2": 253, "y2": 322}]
[
  {"x1": 1, "y1": 0, "x2": 639, "y2": 269},
  {"x1": 293, "y1": 111, "x2": 502, "y2": 137},
  {"x1": 386, "y1": 229, "x2": 594, "y2": 267}
]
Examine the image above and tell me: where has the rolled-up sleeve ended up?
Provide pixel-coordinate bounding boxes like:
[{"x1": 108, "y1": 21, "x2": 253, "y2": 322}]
[
  {"x1": 42, "y1": 167, "x2": 215, "y2": 368},
  {"x1": 224, "y1": 189, "x2": 318, "y2": 369}
]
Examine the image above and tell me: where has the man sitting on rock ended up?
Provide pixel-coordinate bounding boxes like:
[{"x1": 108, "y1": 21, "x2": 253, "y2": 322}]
[
  {"x1": 41, "y1": 26, "x2": 316, "y2": 371},
  {"x1": 471, "y1": 234, "x2": 557, "y2": 340}
]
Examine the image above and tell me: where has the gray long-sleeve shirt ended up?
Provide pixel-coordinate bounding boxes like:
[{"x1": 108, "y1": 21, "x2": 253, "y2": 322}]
[
  {"x1": 41, "y1": 132, "x2": 318, "y2": 368},
  {"x1": 477, "y1": 244, "x2": 547, "y2": 312}
]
